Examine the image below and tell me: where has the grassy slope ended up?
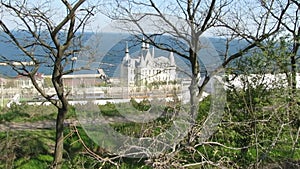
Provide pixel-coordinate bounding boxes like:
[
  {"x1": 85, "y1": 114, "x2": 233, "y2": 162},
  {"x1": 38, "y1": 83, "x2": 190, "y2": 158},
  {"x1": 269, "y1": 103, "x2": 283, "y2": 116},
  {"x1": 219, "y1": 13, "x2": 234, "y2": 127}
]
[{"x1": 0, "y1": 95, "x2": 299, "y2": 168}]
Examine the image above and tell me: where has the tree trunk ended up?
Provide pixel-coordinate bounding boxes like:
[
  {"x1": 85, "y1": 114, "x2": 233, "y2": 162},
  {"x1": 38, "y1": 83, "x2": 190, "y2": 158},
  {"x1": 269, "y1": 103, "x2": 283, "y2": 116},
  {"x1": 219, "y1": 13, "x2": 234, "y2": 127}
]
[
  {"x1": 189, "y1": 76, "x2": 200, "y2": 121},
  {"x1": 188, "y1": 42, "x2": 201, "y2": 142},
  {"x1": 52, "y1": 108, "x2": 67, "y2": 169},
  {"x1": 290, "y1": 54, "x2": 297, "y2": 96},
  {"x1": 189, "y1": 38, "x2": 200, "y2": 121}
]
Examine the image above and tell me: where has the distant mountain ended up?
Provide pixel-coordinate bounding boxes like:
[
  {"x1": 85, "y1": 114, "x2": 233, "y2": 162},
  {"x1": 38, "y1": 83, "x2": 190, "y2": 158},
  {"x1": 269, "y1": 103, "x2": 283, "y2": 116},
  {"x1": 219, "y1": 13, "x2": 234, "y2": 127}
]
[{"x1": 0, "y1": 32, "x2": 248, "y2": 77}]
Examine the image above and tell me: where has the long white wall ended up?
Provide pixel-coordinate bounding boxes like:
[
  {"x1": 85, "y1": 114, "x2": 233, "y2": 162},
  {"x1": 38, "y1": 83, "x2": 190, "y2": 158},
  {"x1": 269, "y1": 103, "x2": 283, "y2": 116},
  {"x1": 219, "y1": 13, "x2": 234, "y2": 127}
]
[{"x1": 225, "y1": 73, "x2": 300, "y2": 89}]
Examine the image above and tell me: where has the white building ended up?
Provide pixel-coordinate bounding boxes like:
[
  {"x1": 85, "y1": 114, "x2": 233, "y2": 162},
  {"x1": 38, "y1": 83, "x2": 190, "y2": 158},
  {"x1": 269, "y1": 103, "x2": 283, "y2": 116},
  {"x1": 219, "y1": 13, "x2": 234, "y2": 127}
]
[
  {"x1": 120, "y1": 41, "x2": 177, "y2": 86},
  {"x1": 15, "y1": 73, "x2": 44, "y2": 89}
]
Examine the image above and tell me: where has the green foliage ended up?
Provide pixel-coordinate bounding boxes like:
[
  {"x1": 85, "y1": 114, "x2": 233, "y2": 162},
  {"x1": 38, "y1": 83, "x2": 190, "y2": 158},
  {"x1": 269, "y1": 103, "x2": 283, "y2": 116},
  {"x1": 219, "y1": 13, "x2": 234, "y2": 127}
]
[
  {"x1": 231, "y1": 36, "x2": 293, "y2": 75},
  {"x1": 216, "y1": 36, "x2": 300, "y2": 167},
  {"x1": 66, "y1": 105, "x2": 77, "y2": 119},
  {"x1": 197, "y1": 95, "x2": 210, "y2": 122},
  {"x1": 1, "y1": 86, "x2": 299, "y2": 168},
  {"x1": 111, "y1": 122, "x2": 142, "y2": 137},
  {"x1": 0, "y1": 104, "x2": 56, "y2": 122},
  {"x1": 194, "y1": 87, "x2": 300, "y2": 168},
  {"x1": 0, "y1": 130, "x2": 55, "y2": 169},
  {"x1": 15, "y1": 158, "x2": 50, "y2": 169},
  {"x1": 130, "y1": 98, "x2": 151, "y2": 111},
  {"x1": 98, "y1": 102, "x2": 121, "y2": 117},
  {"x1": 0, "y1": 103, "x2": 30, "y2": 122}
]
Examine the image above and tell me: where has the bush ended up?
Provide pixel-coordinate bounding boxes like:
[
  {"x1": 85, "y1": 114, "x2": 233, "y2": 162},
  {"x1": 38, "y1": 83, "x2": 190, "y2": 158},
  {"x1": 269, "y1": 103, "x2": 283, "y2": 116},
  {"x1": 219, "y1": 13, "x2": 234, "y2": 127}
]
[
  {"x1": 0, "y1": 103, "x2": 30, "y2": 122},
  {"x1": 99, "y1": 102, "x2": 121, "y2": 116}
]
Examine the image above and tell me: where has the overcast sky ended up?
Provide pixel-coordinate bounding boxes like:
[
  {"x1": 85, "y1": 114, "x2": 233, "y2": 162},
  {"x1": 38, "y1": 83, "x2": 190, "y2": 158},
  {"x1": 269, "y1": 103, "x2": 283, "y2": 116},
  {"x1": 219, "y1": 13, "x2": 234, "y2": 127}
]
[{"x1": 0, "y1": 0, "x2": 112, "y2": 32}]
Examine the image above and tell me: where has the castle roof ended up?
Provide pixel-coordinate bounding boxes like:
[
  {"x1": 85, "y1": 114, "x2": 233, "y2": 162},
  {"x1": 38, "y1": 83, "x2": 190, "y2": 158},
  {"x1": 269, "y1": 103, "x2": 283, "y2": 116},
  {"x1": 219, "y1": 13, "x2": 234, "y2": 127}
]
[
  {"x1": 122, "y1": 41, "x2": 176, "y2": 68},
  {"x1": 123, "y1": 42, "x2": 131, "y2": 61}
]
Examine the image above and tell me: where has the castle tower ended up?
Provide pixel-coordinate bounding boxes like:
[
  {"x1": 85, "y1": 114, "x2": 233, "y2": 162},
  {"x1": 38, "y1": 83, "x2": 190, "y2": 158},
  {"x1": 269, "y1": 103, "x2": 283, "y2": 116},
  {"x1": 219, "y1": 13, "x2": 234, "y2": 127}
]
[
  {"x1": 152, "y1": 46, "x2": 155, "y2": 57},
  {"x1": 169, "y1": 52, "x2": 175, "y2": 66},
  {"x1": 141, "y1": 37, "x2": 146, "y2": 50},
  {"x1": 124, "y1": 41, "x2": 130, "y2": 61},
  {"x1": 121, "y1": 42, "x2": 134, "y2": 86},
  {"x1": 120, "y1": 38, "x2": 177, "y2": 87},
  {"x1": 168, "y1": 52, "x2": 176, "y2": 81}
]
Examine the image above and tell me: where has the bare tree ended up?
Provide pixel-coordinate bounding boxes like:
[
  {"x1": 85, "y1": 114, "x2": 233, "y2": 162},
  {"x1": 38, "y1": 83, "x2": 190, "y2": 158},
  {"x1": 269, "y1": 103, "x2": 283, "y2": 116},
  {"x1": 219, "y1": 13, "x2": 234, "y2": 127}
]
[
  {"x1": 104, "y1": 0, "x2": 287, "y2": 114},
  {"x1": 260, "y1": 0, "x2": 299, "y2": 94},
  {"x1": 99, "y1": 0, "x2": 289, "y2": 167},
  {"x1": 0, "y1": 0, "x2": 96, "y2": 168},
  {"x1": 258, "y1": 0, "x2": 300, "y2": 161}
]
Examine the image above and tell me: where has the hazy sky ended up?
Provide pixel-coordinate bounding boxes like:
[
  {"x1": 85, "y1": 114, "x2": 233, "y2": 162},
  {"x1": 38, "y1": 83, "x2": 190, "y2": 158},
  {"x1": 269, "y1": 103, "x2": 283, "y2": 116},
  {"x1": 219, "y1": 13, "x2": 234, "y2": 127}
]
[{"x1": 0, "y1": 0, "x2": 112, "y2": 32}]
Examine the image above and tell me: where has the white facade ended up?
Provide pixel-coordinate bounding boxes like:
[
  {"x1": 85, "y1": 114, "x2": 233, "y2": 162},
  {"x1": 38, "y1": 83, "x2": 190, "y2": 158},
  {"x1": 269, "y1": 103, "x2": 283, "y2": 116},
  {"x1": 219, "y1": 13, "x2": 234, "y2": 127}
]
[
  {"x1": 120, "y1": 42, "x2": 176, "y2": 86},
  {"x1": 15, "y1": 73, "x2": 44, "y2": 89}
]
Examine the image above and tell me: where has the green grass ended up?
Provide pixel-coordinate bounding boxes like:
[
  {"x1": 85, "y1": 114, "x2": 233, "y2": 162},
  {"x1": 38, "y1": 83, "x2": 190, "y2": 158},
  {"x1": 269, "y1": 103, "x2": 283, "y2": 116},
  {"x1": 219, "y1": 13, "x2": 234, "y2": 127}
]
[
  {"x1": 0, "y1": 129, "x2": 55, "y2": 169},
  {"x1": 0, "y1": 104, "x2": 57, "y2": 123},
  {"x1": 0, "y1": 96, "x2": 299, "y2": 168}
]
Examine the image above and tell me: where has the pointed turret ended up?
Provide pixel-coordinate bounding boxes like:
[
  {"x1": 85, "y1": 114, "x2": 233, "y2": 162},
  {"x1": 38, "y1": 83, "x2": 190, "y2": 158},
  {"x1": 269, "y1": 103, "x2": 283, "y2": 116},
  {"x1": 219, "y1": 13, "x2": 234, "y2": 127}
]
[
  {"x1": 152, "y1": 46, "x2": 155, "y2": 57},
  {"x1": 168, "y1": 51, "x2": 176, "y2": 81},
  {"x1": 145, "y1": 43, "x2": 150, "y2": 50},
  {"x1": 143, "y1": 43, "x2": 153, "y2": 66},
  {"x1": 141, "y1": 37, "x2": 145, "y2": 50},
  {"x1": 140, "y1": 55, "x2": 146, "y2": 67},
  {"x1": 123, "y1": 41, "x2": 130, "y2": 62},
  {"x1": 125, "y1": 41, "x2": 129, "y2": 54},
  {"x1": 169, "y1": 52, "x2": 175, "y2": 66}
]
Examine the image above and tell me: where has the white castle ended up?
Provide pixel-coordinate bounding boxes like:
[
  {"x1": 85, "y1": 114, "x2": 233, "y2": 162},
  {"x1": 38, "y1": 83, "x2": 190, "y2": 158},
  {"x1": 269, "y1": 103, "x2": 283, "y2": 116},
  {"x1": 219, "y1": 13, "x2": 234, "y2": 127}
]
[{"x1": 120, "y1": 41, "x2": 177, "y2": 86}]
